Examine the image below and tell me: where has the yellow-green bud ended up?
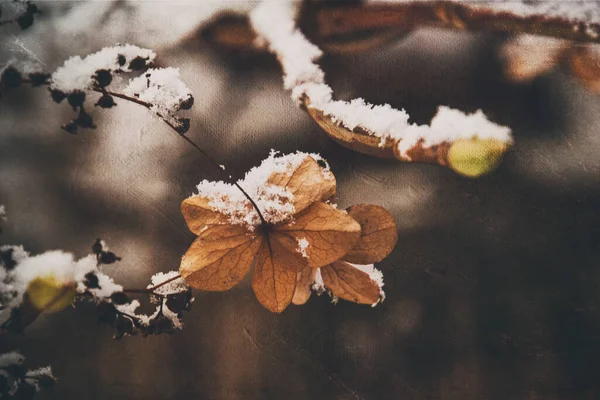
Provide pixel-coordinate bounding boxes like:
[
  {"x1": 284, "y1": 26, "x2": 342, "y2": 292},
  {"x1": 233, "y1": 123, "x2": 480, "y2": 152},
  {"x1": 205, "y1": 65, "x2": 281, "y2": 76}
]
[
  {"x1": 26, "y1": 276, "x2": 77, "y2": 313},
  {"x1": 448, "y1": 138, "x2": 509, "y2": 178}
]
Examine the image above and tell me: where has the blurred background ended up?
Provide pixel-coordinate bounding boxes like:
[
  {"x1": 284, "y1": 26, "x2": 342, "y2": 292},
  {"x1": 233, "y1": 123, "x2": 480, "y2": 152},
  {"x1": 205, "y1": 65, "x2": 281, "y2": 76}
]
[{"x1": 2, "y1": 1, "x2": 600, "y2": 399}]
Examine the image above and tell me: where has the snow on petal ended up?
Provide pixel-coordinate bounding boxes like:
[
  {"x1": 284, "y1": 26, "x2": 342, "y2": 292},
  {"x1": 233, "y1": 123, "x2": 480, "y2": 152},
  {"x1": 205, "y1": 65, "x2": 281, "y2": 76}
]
[{"x1": 195, "y1": 150, "x2": 327, "y2": 227}]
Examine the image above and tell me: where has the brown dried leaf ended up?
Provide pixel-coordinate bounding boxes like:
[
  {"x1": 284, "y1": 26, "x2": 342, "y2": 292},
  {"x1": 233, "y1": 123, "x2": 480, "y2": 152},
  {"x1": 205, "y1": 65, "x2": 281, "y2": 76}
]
[
  {"x1": 292, "y1": 266, "x2": 316, "y2": 305},
  {"x1": 252, "y1": 235, "x2": 306, "y2": 313},
  {"x1": 267, "y1": 155, "x2": 336, "y2": 215},
  {"x1": 569, "y1": 46, "x2": 600, "y2": 92},
  {"x1": 321, "y1": 261, "x2": 381, "y2": 305},
  {"x1": 180, "y1": 225, "x2": 262, "y2": 291},
  {"x1": 276, "y1": 202, "x2": 361, "y2": 268},
  {"x1": 501, "y1": 36, "x2": 566, "y2": 82},
  {"x1": 181, "y1": 195, "x2": 230, "y2": 235},
  {"x1": 306, "y1": 105, "x2": 396, "y2": 159},
  {"x1": 343, "y1": 204, "x2": 398, "y2": 264}
]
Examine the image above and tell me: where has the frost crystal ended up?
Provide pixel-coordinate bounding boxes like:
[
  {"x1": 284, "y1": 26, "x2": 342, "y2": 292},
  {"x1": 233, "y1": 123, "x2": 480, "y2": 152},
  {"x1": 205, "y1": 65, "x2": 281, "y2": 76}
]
[
  {"x1": 250, "y1": 0, "x2": 514, "y2": 158},
  {"x1": 195, "y1": 151, "x2": 332, "y2": 227},
  {"x1": 50, "y1": 44, "x2": 156, "y2": 93},
  {"x1": 123, "y1": 67, "x2": 193, "y2": 116}
]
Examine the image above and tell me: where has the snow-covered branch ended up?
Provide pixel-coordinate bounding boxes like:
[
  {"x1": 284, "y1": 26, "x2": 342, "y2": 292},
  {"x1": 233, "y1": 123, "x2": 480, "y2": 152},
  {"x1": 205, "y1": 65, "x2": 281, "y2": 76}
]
[
  {"x1": 0, "y1": 44, "x2": 193, "y2": 135},
  {"x1": 1, "y1": 237, "x2": 193, "y2": 339},
  {"x1": 249, "y1": 0, "x2": 514, "y2": 177}
]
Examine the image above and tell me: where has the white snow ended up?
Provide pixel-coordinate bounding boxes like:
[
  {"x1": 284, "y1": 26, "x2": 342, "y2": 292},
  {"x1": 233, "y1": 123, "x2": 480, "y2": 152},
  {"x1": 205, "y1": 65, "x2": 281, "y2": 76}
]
[
  {"x1": 81, "y1": 271, "x2": 123, "y2": 300},
  {"x1": 0, "y1": 205, "x2": 5, "y2": 221},
  {"x1": 312, "y1": 268, "x2": 326, "y2": 293},
  {"x1": 50, "y1": 44, "x2": 156, "y2": 93},
  {"x1": 0, "y1": 352, "x2": 25, "y2": 367},
  {"x1": 123, "y1": 67, "x2": 192, "y2": 116},
  {"x1": 296, "y1": 238, "x2": 309, "y2": 258},
  {"x1": 195, "y1": 151, "x2": 332, "y2": 227},
  {"x1": 116, "y1": 298, "x2": 184, "y2": 330},
  {"x1": 14, "y1": 251, "x2": 95, "y2": 289},
  {"x1": 350, "y1": 263, "x2": 385, "y2": 305},
  {"x1": 250, "y1": 0, "x2": 514, "y2": 158},
  {"x1": 147, "y1": 270, "x2": 188, "y2": 296}
]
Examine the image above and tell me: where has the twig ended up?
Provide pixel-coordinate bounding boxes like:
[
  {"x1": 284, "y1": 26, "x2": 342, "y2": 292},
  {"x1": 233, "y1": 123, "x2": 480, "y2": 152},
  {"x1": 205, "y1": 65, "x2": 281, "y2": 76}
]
[
  {"x1": 122, "y1": 273, "x2": 182, "y2": 294},
  {"x1": 96, "y1": 88, "x2": 268, "y2": 225}
]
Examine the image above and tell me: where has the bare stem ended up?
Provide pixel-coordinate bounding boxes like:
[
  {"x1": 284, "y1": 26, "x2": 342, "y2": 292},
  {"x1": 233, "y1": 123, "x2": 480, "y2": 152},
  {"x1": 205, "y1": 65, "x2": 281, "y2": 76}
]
[
  {"x1": 122, "y1": 273, "x2": 182, "y2": 294},
  {"x1": 97, "y1": 88, "x2": 268, "y2": 225}
]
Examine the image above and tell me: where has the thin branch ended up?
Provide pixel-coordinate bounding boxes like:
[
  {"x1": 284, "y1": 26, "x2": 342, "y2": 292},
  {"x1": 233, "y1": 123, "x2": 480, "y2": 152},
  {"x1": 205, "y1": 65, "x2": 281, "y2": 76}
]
[
  {"x1": 96, "y1": 88, "x2": 268, "y2": 225},
  {"x1": 122, "y1": 273, "x2": 182, "y2": 294}
]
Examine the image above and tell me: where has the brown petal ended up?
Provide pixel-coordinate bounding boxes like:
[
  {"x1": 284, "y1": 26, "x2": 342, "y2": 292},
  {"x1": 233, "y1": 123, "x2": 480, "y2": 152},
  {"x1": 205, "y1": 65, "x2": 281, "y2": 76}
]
[
  {"x1": 275, "y1": 202, "x2": 361, "y2": 268},
  {"x1": 343, "y1": 204, "x2": 398, "y2": 264},
  {"x1": 252, "y1": 235, "x2": 306, "y2": 313},
  {"x1": 181, "y1": 195, "x2": 230, "y2": 235},
  {"x1": 292, "y1": 266, "x2": 316, "y2": 305},
  {"x1": 267, "y1": 155, "x2": 336, "y2": 215},
  {"x1": 180, "y1": 225, "x2": 262, "y2": 291},
  {"x1": 321, "y1": 261, "x2": 381, "y2": 305}
]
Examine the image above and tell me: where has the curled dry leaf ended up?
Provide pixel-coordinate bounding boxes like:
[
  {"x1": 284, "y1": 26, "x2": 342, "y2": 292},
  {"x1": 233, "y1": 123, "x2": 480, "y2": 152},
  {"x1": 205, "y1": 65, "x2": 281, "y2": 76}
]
[
  {"x1": 179, "y1": 152, "x2": 395, "y2": 312},
  {"x1": 291, "y1": 203, "x2": 397, "y2": 307},
  {"x1": 292, "y1": 266, "x2": 316, "y2": 305},
  {"x1": 320, "y1": 261, "x2": 381, "y2": 305},
  {"x1": 344, "y1": 204, "x2": 398, "y2": 265}
]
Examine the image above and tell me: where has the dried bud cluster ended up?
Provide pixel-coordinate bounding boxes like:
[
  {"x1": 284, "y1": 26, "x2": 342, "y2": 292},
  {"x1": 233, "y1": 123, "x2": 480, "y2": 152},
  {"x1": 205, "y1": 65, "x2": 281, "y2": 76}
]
[
  {"x1": 46, "y1": 45, "x2": 157, "y2": 134},
  {"x1": 0, "y1": 352, "x2": 55, "y2": 400},
  {"x1": 95, "y1": 280, "x2": 193, "y2": 339}
]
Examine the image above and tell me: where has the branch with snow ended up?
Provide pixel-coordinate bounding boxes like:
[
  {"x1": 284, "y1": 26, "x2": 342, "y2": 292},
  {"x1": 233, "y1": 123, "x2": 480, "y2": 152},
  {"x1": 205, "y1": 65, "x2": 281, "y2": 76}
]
[
  {"x1": 0, "y1": 238, "x2": 193, "y2": 339},
  {"x1": 249, "y1": 0, "x2": 514, "y2": 178},
  {"x1": 0, "y1": 44, "x2": 194, "y2": 135}
]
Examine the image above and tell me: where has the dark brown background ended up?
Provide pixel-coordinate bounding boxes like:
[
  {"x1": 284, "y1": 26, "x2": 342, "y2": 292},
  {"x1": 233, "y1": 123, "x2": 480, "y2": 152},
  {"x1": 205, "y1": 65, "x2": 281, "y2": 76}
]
[{"x1": 2, "y1": 2, "x2": 600, "y2": 399}]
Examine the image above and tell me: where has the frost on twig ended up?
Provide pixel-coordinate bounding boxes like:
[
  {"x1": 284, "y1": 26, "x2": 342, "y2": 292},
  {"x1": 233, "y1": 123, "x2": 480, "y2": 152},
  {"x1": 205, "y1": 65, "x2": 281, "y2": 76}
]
[
  {"x1": 0, "y1": 351, "x2": 55, "y2": 398},
  {"x1": 249, "y1": 0, "x2": 514, "y2": 178}
]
